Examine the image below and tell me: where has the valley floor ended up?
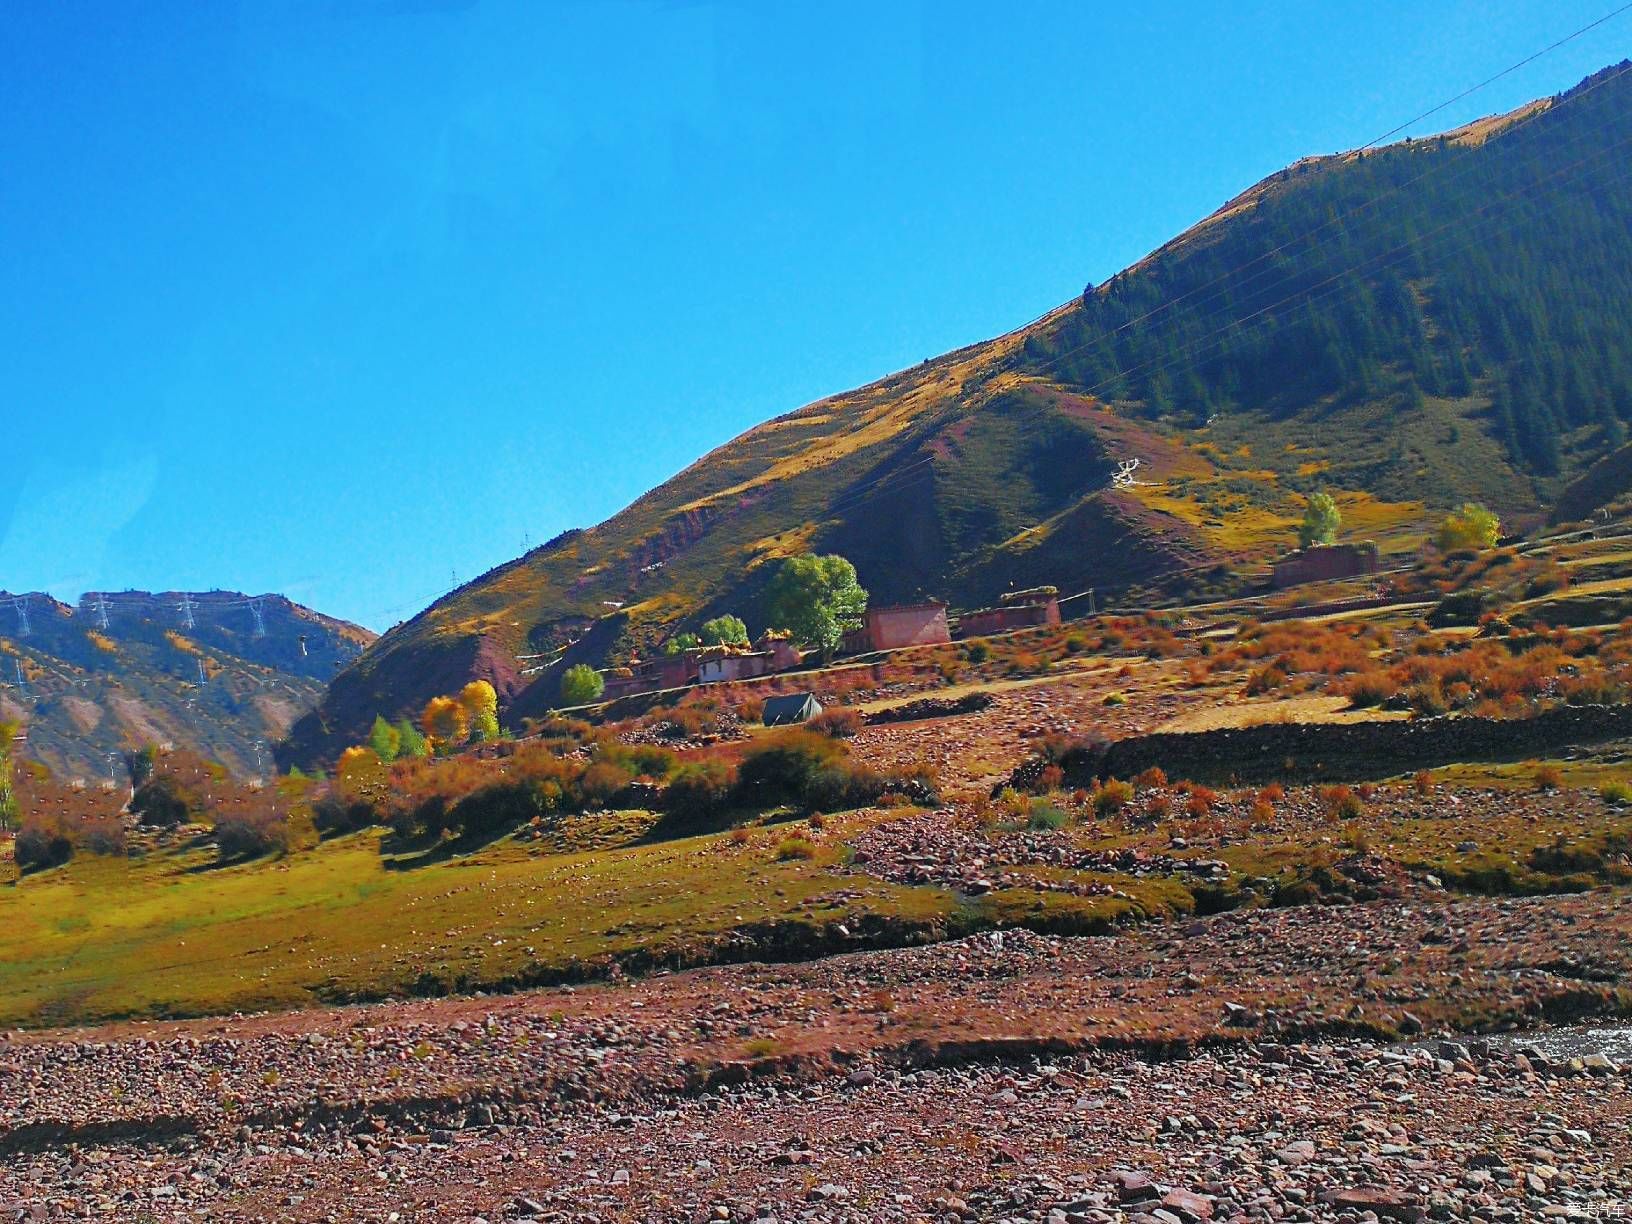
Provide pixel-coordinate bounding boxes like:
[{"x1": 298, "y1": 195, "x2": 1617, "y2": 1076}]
[
  {"x1": 15, "y1": 543, "x2": 1632, "y2": 1220},
  {"x1": 4, "y1": 886, "x2": 1632, "y2": 1221}
]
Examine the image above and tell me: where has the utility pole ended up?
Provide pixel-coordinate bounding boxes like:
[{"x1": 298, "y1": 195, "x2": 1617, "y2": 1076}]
[{"x1": 177, "y1": 592, "x2": 197, "y2": 631}]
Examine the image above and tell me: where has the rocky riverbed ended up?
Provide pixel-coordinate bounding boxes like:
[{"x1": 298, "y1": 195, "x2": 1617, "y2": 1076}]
[{"x1": 4, "y1": 887, "x2": 1632, "y2": 1221}]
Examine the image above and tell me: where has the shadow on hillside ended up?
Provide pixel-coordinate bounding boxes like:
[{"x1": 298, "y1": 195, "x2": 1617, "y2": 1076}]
[{"x1": 379, "y1": 823, "x2": 521, "y2": 871}]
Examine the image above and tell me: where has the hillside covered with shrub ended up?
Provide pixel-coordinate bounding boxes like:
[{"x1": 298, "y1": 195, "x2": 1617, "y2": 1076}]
[{"x1": 289, "y1": 63, "x2": 1632, "y2": 768}]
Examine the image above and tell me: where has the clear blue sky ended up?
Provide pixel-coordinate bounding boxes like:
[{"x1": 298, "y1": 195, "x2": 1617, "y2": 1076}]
[{"x1": 2, "y1": 1, "x2": 1627, "y2": 631}]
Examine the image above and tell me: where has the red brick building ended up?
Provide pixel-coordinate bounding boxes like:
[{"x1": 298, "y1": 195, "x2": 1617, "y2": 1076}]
[
  {"x1": 842, "y1": 602, "x2": 951, "y2": 654},
  {"x1": 601, "y1": 649, "x2": 700, "y2": 700},
  {"x1": 956, "y1": 587, "x2": 1062, "y2": 638},
  {"x1": 1271, "y1": 542, "x2": 1381, "y2": 589}
]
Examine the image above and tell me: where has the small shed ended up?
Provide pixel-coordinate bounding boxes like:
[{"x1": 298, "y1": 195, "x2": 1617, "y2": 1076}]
[{"x1": 762, "y1": 692, "x2": 823, "y2": 727}]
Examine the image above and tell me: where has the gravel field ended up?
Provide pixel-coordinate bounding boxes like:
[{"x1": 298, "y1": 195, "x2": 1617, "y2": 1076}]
[{"x1": 4, "y1": 887, "x2": 1632, "y2": 1222}]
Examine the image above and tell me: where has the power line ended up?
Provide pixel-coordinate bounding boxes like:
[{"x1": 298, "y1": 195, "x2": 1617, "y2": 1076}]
[
  {"x1": 1360, "y1": 3, "x2": 1632, "y2": 150},
  {"x1": 1067, "y1": 126, "x2": 1632, "y2": 407},
  {"x1": 819, "y1": 128, "x2": 1632, "y2": 523},
  {"x1": 824, "y1": 59, "x2": 1632, "y2": 523},
  {"x1": 1027, "y1": 57, "x2": 1632, "y2": 389}
]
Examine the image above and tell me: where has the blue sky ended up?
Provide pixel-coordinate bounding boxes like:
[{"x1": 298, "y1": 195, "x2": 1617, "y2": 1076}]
[{"x1": 2, "y1": 1, "x2": 1627, "y2": 631}]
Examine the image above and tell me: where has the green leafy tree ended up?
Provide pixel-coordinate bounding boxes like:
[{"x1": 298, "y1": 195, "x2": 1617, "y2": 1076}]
[
  {"x1": 561, "y1": 663, "x2": 605, "y2": 706},
  {"x1": 368, "y1": 715, "x2": 401, "y2": 763},
  {"x1": 1435, "y1": 502, "x2": 1501, "y2": 552},
  {"x1": 395, "y1": 719, "x2": 429, "y2": 759},
  {"x1": 764, "y1": 554, "x2": 868, "y2": 654},
  {"x1": 663, "y1": 632, "x2": 701, "y2": 656},
  {"x1": 1298, "y1": 491, "x2": 1342, "y2": 548},
  {"x1": 0, "y1": 720, "x2": 18, "y2": 833},
  {"x1": 699, "y1": 615, "x2": 749, "y2": 647}
]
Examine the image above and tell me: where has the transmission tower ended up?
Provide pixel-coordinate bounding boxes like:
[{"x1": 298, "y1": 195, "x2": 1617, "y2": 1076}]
[
  {"x1": 11, "y1": 595, "x2": 31, "y2": 638},
  {"x1": 177, "y1": 593, "x2": 197, "y2": 630},
  {"x1": 92, "y1": 593, "x2": 111, "y2": 630},
  {"x1": 195, "y1": 658, "x2": 208, "y2": 686},
  {"x1": 249, "y1": 597, "x2": 266, "y2": 639}
]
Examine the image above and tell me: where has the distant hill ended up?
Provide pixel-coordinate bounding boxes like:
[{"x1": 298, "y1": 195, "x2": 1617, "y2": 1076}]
[
  {"x1": 0, "y1": 591, "x2": 373, "y2": 779},
  {"x1": 286, "y1": 62, "x2": 1632, "y2": 767}
]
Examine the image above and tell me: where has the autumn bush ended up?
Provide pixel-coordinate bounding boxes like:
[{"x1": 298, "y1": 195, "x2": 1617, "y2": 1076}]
[
  {"x1": 77, "y1": 817, "x2": 127, "y2": 857},
  {"x1": 808, "y1": 708, "x2": 862, "y2": 738},
  {"x1": 1533, "y1": 762, "x2": 1566, "y2": 792},
  {"x1": 14, "y1": 817, "x2": 74, "y2": 872},
  {"x1": 130, "y1": 773, "x2": 200, "y2": 828},
  {"x1": 214, "y1": 811, "x2": 289, "y2": 861},
  {"x1": 662, "y1": 761, "x2": 738, "y2": 824},
  {"x1": 1182, "y1": 786, "x2": 1217, "y2": 819},
  {"x1": 1092, "y1": 778, "x2": 1134, "y2": 816},
  {"x1": 775, "y1": 835, "x2": 817, "y2": 861},
  {"x1": 313, "y1": 794, "x2": 378, "y2": 836},
  {"x1": 1343, "y1": 670, "x2": 1398, "y2": 708}
]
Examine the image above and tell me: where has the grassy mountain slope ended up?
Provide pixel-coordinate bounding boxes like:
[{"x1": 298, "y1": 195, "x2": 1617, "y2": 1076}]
[
  {"x1": 287, "y1": 62, "x2": 1632, "y2": 766},
  {"x1": 0, "y1": 591, "x2": 373, "y2": 779}
]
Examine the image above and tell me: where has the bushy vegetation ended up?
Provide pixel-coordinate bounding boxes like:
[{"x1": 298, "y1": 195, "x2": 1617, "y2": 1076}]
[
  {"x1": 700, "y1": 615, "x2": 749, "y2": 646},
  {"x1": 1298, "y1": 491, "x2": 1341, "y2": 548},
  {"x1": 131, "y1": 772, "x2": 202, "y2": 828},
  {"x1": 418, "y1": 680, "x2": 503, "y2": 754},
  {"x1": 214, "y1": 811, "x2": 290, "y2": 860},
  {"x1": 14, "y1": 817, "x2": 74, "y2": 872},
  {"x1": 808, "y1": 707, "x2": 862, "y2": 738},
  {"x1": 561, "y1": 663, "x2": 605, "y2": 706},
  {"x1": 662, "y1": 761, "x2": 737, "y2": 824},
  {"x1": 1208, "y1": 617, "x2": 1632, "y2": 720},
  {"x1": 1435, "y1": 503, "x2": 1501, "y2": 553}
]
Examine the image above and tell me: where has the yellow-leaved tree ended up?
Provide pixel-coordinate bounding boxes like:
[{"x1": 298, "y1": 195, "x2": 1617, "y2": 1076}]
[
  {"x1": 0, "y1": 719, "x2": 18, "y2": 833},
  {"x1": 1434, "y1": 503, "x2": 1501, "y2": 553},
  {"x1": 458, "y1": 680, "x2": 501, "y2": 743},
  {"x1": 422, "y1": 695, "x2": 469, "y2": 752}
]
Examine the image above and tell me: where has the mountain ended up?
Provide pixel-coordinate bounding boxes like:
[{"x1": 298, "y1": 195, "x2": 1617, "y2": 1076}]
[
  {"x1": 286, "y1": 62, "x2": 1632, "y2": 767},
  {"x1": 0, "y1": 590, "x2": 373, "y2": 779}
]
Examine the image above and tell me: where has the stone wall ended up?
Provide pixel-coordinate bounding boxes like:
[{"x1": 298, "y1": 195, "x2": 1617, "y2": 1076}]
[{"x1": 1095, "y1": 703, "x2": 1632, "y2": 785}]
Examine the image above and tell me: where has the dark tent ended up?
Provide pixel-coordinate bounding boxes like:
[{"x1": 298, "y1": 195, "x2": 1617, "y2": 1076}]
[{"x1": 761, "y1": 693, "x2": 823, "y2": 727}]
